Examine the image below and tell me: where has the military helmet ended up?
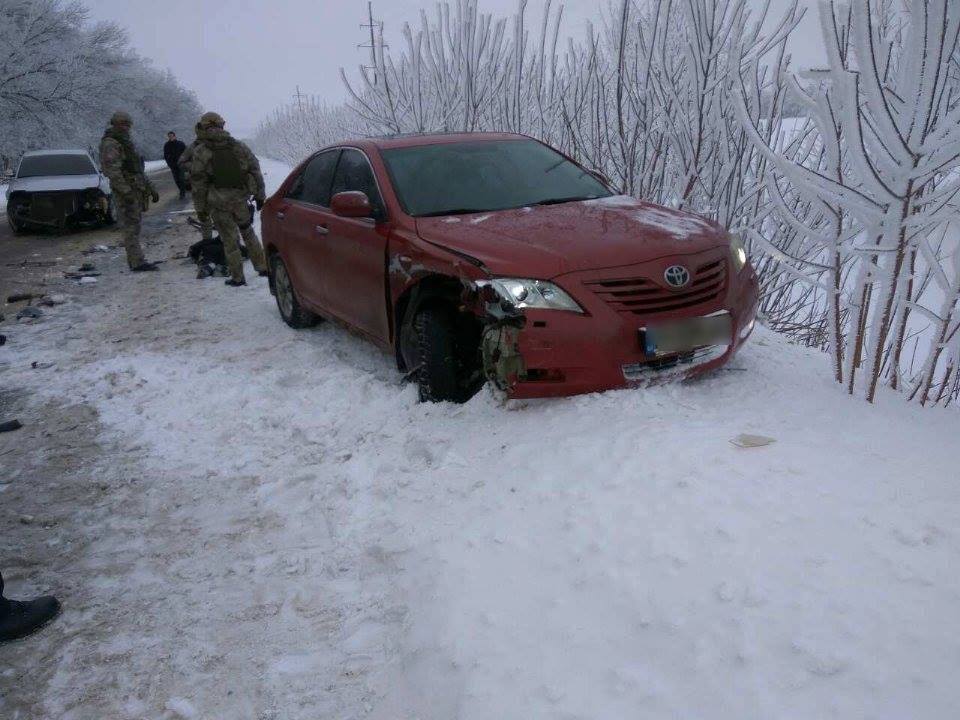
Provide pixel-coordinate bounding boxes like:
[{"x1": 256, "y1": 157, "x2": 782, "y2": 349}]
[
  {"x1": 199, "y1": 112, "x2": 226, "y2": 129},
  {"x1": 110, "y1": 110, "x2": 133, "y2": 127}
]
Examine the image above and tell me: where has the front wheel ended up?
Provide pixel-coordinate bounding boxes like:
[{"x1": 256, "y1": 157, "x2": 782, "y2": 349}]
[
  {"x1": 412, "y1": 305, "x2": 482, "y2": 403},
  {"x1": 7, "y1": 213, "x2": 25, "y2": 235},
  {"x1": 272, "y1": 254, "x2": 319, "y2": 329}
]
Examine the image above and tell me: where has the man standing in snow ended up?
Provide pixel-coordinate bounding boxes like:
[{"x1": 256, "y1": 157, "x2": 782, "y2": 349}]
[
  {"x1": 0, "y1": 570, "x2": 60, "y2": 642},
  {"x1": 99, "y1": 111, "x2": 161, "y2": 272},
  {"x1": 179, "y1": 123, "x2": 214, "y2": 244},
  {"x1": 163, "y1": 131, "x2": 187, "y2": 199},
  {"x1": 190, "y1": 112, "x2": 268, "y2": 287}
]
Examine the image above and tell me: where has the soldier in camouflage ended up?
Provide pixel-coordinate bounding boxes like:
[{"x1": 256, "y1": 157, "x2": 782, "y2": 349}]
[
  {"x1": 191, "y1": 112, "x2": 268, "y2": 286},
  {"x1": 179, "y1": 122, "x2": 214, "y2": 243},
  {"x1": 98, "y1": 111, "x2": 161, "y2": 272}
]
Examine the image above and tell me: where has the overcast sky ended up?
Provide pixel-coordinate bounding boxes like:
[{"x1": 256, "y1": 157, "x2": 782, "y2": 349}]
[{"x1": 87, "y1": 0, "x2": 823, "y2": 138}]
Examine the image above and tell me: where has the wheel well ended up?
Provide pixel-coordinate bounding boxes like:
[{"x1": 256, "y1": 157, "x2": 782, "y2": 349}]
[
  {"x1": 265, "y1": 245, "x2": 279, "y2": 295},
  {"x1": 394, "y1": 274, "x2": 481, "y2": 373}
]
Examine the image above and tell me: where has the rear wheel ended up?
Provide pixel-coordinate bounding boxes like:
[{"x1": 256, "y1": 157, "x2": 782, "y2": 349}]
[
  {"x1": 272, "y1": 254, "x2": 319, "y2": 329},
  {"x1": 412, "y1": 305, "x2": 482, "y2": 403}
]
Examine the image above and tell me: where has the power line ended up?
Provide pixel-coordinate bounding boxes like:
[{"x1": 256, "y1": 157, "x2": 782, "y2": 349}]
[{"x1": 358, "y1": 1, "x2": 387, "y2": 86}]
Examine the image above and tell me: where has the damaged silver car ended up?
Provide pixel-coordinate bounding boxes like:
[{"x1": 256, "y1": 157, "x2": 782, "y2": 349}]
[{"x1": 5, "y1": 149, "x2": 115, "y2": 234}]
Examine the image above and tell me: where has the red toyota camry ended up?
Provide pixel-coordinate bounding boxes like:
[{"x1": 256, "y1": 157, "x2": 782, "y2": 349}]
[{"x1": 261, "y1": 133, "x2": 758, "y2": 402}]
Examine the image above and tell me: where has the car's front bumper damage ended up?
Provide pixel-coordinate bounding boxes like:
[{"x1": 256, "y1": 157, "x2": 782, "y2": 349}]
[
  {"x1": 470, "y1": 257, "x2": 760, "y2": 399},
  {"x1": 7, "y1": 189, "x2": 110, "y2": 230}
]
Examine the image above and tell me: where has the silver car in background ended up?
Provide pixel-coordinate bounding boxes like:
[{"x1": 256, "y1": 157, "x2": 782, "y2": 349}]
[{"x1": 5, "y1": 149, "x2": 114, "y2": 234}]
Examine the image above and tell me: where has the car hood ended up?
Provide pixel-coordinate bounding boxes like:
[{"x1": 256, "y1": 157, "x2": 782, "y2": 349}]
[
  {"x1": 414, "y1": 195, "x2": 729, "y2": 278},
  {"x1": 9, "y1": 174, "x2": 105, "y2": 194}
]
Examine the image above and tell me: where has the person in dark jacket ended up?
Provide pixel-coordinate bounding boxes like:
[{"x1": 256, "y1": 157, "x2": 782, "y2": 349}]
[
  {"x1": 0, "y1": 570, "x2": 60, "y2": 642},
  {"x1": 163, "y1": 131, "x2": 188, "y2": 199}
]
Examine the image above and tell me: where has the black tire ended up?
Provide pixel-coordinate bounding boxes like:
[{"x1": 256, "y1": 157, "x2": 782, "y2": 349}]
[
  {"x1": 413, "y1": 305, "x2": 469, "y2": 403},
  {"x1": 272, "y1": 254, "x2": 319, "y2": 329},
  {"x1": 7, "y1": 213, "x2": 25, "y2": 235}
]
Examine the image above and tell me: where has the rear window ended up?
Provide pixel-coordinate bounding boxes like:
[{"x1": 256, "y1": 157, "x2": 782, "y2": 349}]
[{"x1": 18, "y1": 154, "x2": 95, "y2": 178}]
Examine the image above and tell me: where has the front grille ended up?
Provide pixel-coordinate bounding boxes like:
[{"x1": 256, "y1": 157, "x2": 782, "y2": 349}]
[
  {"x1": 585, "y1": 258, "x2": 726, "y2": 315},
  {"x1": 28, "y1": 192, "x2": 78, "y2": 223}
]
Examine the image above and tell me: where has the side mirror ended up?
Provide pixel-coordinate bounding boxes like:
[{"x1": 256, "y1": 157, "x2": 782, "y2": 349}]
[{"x1": 331, "y1": 191, "x2": 373, "y2": 219}]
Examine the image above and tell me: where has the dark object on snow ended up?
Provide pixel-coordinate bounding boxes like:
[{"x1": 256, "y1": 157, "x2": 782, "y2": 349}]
[
  {"x1": 0, "y1": 419, "x2": 23, "y2": 433},
  {"x1": 31, "y1": 361, "x2": 54, "y2": 369},
  {"x1": 225, "y1": 278, "x2": 246, "y2": 287},
  {"x1": 78, "y1": 262, "x2": 96, "y2": 272},
  {"x1": 0, "y1": 335, "x2": 6, "y2": 346},
  {"x1": 16, "y1": 307, "x2": 43, "y2": 320},
  {"x1": 188, "y1": 234, "x2": 248, "y2": 268},
  {"x1": 7, "y1": 293, "x2": 39, "y2": 303},
  {"x1": 0, "y1": 570, "x2": 61, "y2": 643}
]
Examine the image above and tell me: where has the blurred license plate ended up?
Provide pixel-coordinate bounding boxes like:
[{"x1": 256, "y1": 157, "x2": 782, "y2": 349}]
[{"x1": 642, "y1": 313, "x2": 731, "y2": 355}]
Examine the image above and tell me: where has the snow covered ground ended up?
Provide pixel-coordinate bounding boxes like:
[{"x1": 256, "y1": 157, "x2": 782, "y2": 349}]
[{"x1": 2, "y1": 160, "x2": 960, "y2": 719}]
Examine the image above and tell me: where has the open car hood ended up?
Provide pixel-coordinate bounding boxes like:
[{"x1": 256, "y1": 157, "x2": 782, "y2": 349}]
[{"x1": 414, "y1": 195, "x2": 729, "y2": 278}]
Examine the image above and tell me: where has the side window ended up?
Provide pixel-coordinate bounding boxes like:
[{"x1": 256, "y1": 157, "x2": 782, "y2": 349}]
[
  {"x1": 330, "y1": 149, "x2": 384, "y2": 216},
  {"x1": 285, "y1": 150, "x2": 339, "y2": 206}
]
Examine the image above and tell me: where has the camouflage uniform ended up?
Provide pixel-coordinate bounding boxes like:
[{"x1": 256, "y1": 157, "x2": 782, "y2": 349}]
[
  {"x1": 98, "y1": 111, "x2": 159, "y2": 269},
  {"x1": 191, "y1": 113, "x2": 267, "y2": 284},
  {"x1": 179, "y1": 124, "x2": 214, "y2": 241}
]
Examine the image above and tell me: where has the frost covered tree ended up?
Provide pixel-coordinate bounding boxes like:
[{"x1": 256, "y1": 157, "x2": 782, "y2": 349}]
[
  {"x1": 739, "y1": 0, "x2": 960, "y2": 404},
  {"x1": 0, "y1": 0, "x2": 201, "y2": 166}
]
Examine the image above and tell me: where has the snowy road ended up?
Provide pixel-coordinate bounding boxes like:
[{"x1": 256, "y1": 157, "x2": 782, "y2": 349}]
[{"x1": 2, "y1": 162, "x2": 960, "y2": 719}]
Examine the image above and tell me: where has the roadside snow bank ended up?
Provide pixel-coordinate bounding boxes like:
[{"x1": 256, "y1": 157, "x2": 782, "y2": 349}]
[{"x1": 69, "y1": 317, "x2": 960, "y2": 719}]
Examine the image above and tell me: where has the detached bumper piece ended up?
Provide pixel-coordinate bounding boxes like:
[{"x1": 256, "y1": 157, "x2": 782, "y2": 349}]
[{"x1": 622, "y1": 344, "x2": 728, "y2": 382}]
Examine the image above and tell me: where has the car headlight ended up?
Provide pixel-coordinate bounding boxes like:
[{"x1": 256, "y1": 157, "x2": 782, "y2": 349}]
[
  {"x1": 730, "y1": 232, "x2": 748, "y2": 273},
  {"x1": 481, "y1": 278, "x2": 584, "y2": 313}
]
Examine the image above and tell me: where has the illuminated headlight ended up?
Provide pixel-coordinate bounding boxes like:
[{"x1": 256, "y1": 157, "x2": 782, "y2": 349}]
[
  {"x1": 482, "y1": 278, "x2": 584, "y2": 313},
  {"x1": 730, "y1": 232, "x2": 747, "y2": 273}
]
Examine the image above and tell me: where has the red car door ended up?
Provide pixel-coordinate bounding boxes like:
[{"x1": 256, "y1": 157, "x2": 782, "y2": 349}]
[
  {"x1": 319, "y1": 148, "x2": 391, "y2": 342},
  {"x1": 275, "y1": 149, "x2": 340, "y2": 308}
]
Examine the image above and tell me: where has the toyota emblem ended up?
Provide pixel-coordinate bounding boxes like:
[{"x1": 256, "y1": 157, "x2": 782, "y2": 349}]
[{"x1": 663, "y1": 265, "x2": 691, "y2": 289}]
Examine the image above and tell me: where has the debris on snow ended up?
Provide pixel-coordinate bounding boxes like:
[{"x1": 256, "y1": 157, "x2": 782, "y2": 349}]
[
  {"x1": 78, "y1": 276, "x2": 98, "y2": 285},
  {"x1": 730, "y1": 433, "x2": 776, "y2": 448},
  {"x1": 0, "y1": 419, "x2": 23, "y2": 433},
  {"x1": 7, "y1": 292, "x2": 40, "y2": 303},
  {"x1": 16, "y1": 306, "x2": 43, "y2": 320},
  {"x1": 39, "y1": 294, "x2": 67, "y2": 307}
]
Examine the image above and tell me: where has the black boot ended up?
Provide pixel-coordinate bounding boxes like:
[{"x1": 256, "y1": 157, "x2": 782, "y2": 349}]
[
  {"x1": 0, "y1": 572, "x2": 60, "y2": 643},
  {"x1": 131, "y1": 262, "x2": 159, "y2": 273},
  {"x1": 224, "y1": 278, "x2": 246, "y2": 287}
]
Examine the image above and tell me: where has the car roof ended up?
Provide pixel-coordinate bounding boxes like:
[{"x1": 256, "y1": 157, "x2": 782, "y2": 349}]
[
  {"x1": 21, "y1": 149, "x2": 91, "y2": 158},
  {"x1": 349, "y1": 132, "x2": 531, "y2": 152}
]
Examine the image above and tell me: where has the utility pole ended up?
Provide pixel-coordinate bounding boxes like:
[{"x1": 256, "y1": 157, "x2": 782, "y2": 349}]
[{"x1": 359, "y1": 1, "x2": 387, "y2": 86}]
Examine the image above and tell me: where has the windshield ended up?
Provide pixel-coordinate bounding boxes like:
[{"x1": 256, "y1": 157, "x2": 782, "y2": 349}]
[
  {"x1": 381, "y1": 139, "x2": 612, "y2": 217},
  {"x1": 17, "y1": 154, "x2": 95, "y2": 178}
]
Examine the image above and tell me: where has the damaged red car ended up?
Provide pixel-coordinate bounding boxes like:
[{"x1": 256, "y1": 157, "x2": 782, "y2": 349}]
[{"x1": 262, "y1": 133, "x2": 758, "y2": 402}]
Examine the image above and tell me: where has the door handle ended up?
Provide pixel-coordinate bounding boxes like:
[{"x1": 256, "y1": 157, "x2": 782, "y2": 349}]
[
  {"x1": 315, "y1": 225, "x2": 329, "y2": 235},
  {"x1": 276, "y1": 211, "x2": 285, "y2": 220}
]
